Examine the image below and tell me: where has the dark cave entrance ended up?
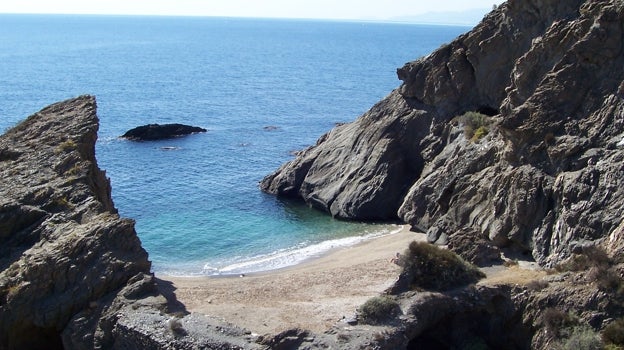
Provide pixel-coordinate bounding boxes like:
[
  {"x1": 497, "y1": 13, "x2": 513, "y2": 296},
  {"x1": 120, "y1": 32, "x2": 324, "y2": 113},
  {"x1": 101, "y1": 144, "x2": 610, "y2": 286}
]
[
  {"x1": 6, "y1": 324, "x2": 64, "y2": 350},
  {"x1": 406, "y1": 296, "x2": 532, "y2": 350}
]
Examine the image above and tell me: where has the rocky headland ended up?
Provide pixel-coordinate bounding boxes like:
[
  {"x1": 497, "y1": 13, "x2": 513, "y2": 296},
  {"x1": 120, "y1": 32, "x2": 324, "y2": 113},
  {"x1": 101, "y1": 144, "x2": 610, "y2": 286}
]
[
  {"x1": 0, "y1": 96, "x2": 259, "y2": 349},
  {"x1": 261, "y1": 0, "x2": 624, "y2": 347},
  {"x1": 2, "y1": 0, "x2": 624, "y2": 349},
  {"x1": 261, "y1": 0, "x2": 624, "y2": 267}
]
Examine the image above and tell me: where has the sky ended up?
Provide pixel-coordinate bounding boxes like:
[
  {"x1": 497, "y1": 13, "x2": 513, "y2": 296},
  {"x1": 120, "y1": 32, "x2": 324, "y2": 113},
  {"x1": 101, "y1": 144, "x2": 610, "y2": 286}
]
[{"x1": 0, "y1": 0, "x2": 504, "y2": 21}]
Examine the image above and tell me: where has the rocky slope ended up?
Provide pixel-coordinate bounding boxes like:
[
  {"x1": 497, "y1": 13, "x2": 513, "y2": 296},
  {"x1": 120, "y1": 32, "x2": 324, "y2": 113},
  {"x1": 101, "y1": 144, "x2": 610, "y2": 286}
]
[
  {"x1": 0, "y1": 96, "x2": 258, "y2": 349},
  {"x1": 261, "y1": 0, "x2": 624, "y2": 267}
]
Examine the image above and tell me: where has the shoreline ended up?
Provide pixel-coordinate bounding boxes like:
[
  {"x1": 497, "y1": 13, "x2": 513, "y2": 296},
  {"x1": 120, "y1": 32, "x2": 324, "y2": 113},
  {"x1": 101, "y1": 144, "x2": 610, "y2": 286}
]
[
  {"x1": 161, "y1": 225, "x2": 425, "y2": 334},
  {"x1": 160, "y1": 223, "x2": 407, "y2": 278}
]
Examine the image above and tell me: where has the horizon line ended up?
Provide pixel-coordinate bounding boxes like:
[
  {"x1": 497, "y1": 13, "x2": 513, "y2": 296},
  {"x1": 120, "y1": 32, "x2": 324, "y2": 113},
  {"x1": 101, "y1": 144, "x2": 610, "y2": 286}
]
[{"x1": 0, "y1": 12, "x2": 479, "y2": 27}]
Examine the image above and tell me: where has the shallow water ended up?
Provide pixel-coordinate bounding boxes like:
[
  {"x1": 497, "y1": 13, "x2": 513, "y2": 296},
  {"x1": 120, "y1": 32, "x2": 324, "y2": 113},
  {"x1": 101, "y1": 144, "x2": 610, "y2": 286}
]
[{"x1": 0, "y1": 14, "x2": 468, "y2": 275}]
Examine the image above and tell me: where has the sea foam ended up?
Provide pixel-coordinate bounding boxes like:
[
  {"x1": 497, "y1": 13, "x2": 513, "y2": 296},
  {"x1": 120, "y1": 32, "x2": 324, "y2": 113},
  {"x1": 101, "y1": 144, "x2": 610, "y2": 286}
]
[{"x1": 189, "y1": 225, "x2": 402, "y2": 276}]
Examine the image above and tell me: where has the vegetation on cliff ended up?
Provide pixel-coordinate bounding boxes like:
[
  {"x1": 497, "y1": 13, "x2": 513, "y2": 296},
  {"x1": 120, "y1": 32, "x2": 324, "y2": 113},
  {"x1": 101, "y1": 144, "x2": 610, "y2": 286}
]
[{"x1": 261, "y1": 0, "x2": 624, "y2": 348}]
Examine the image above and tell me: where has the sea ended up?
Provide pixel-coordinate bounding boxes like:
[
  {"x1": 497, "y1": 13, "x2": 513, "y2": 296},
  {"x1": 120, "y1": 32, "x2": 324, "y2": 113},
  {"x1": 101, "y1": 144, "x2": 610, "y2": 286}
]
[{"x1": 0, "y1": 14, "x2": 469, "y2": 276}]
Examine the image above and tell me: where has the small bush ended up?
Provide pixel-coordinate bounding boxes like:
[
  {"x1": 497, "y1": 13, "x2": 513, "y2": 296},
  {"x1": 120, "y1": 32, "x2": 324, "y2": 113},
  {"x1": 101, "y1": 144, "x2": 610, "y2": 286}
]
[
  {"x1": 53, "y1": 196, "x2": 72, "y2": 210},
  {"x1": 603, "y1": 318, "x2": 624, "y2": 346},
  {"x1": 526, "y1": 279, "x2": 549, "y2": 292},
  {"x1": 401, "y1": 241, "x2": 485, "y2": 291},
  {"x1": 554, "y1": 325, "x2": 603, "y2": 350},
  {"x1": 471, "y1": 126, "x2": 489, "y2": 142},
  {"x1": 358, "y1": 296, "x2": 401, "y2": 325},
  {"x1": 588, "y1": 266, "x2": 623, "y2": 292},
  {"x1": 55, "y1": 139, "x2": 77, "y2": 154},
  {"x1": 457, "y1": 111, "x2": 491, "y2": 141},
  {"x1": 556, "y1": 247, "x2": 623, "y2": 293},
  {"x1": 503, "y1": 259, "x2": 519, "y2": 267},
  {"x1": 555, "y1": 246, "x2": 611, "y2": 273},
  {"x1": 542, "y1": 308, "x2": 577, "y2": 335}
]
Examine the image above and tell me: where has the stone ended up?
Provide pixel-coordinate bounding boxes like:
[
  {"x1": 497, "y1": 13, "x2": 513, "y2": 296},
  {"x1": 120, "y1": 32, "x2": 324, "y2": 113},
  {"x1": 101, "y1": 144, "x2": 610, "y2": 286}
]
[{"x1": 121, "y1": 123, "x2": 206, "y2": 141}]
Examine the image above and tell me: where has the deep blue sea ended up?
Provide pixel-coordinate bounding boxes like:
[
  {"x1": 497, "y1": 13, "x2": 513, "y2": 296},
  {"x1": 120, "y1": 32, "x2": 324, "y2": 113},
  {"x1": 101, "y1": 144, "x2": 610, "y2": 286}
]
[{"x1": 0, "y1": 14, "x2": 468, "y2": 276}]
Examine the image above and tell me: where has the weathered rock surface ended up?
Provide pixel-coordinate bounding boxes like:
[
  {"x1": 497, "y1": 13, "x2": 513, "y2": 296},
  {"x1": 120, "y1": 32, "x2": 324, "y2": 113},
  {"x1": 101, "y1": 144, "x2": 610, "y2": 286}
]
[
  {"x1": 121, "y1": 123, "x2": 206, "y2": 141},
  {"x1": 0, "y1": 96, "x2": 258, "y2": 349},
  {"x1": 261, "y1": 0, "x2": 624, "y2": 267}
]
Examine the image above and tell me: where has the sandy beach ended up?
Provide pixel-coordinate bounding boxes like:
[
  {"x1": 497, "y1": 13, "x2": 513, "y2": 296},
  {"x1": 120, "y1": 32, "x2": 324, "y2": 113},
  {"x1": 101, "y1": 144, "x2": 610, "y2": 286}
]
[{"x1": 162, "y1": 225, "x2": 425, "y2": 335}]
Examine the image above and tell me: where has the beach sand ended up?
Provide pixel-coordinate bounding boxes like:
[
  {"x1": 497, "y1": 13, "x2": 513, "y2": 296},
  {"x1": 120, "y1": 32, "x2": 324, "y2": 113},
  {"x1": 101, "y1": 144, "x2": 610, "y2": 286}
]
[{"x1": 161, "y1": 225, "x2": 425, "y2": 335}]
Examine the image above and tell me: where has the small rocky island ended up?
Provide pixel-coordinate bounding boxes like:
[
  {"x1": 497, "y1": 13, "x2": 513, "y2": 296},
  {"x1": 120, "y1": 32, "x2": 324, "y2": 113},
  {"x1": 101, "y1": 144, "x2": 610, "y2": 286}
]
[
  {"x1": 1, "y1": 0, "x2": 624, "y2": 349},
  {"x1": 121, "y1": 123, "x2": 206, "y2": 141}
]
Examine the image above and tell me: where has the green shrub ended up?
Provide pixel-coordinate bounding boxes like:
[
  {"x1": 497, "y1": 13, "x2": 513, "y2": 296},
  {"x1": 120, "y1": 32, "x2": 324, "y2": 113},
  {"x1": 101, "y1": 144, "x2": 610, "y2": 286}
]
[
  {"x1": 554, "y1": 325, "x2": 603, "y2": 350},
  {"x1": 603, "y1": 318, "x2": 624, "y2": 346},
  {"x1": 471, "y1": 126, "x2": 489, "y2": 142},
  {"x1": 457, "y1": 111, "x2": 491, "y2": 142},
  {"x1": 401, "y1": 241, "x2": 485, "y2": 291},
  {"x1": 358, "y1": 296, "x2": 401, "y2": 325}
]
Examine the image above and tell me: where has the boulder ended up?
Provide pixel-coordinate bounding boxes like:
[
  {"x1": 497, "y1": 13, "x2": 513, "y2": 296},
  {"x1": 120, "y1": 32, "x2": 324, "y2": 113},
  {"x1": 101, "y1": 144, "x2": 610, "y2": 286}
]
[{"x1": 121, "y1": 123, "x2": 206, "y2": 141}]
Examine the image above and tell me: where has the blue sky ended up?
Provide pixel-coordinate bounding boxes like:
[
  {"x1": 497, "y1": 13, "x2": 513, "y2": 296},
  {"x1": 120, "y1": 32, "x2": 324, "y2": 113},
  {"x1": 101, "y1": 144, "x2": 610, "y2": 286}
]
[{"x1": 0, "y1": 0, "x2": 504, "y2": 21}]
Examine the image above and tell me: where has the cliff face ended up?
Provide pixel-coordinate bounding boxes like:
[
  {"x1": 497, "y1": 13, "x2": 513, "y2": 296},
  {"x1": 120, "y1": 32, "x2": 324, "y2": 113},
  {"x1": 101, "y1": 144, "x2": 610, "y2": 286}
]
[
  {"x1": 0, "y1": 96, "x2": 259, "y2": 350},
  {"x1": 261, "y1": 0, "x2": 624, "y2": 267},
  {"x1": 0, "y1": 96, "x2": 149, "y2": 349}
]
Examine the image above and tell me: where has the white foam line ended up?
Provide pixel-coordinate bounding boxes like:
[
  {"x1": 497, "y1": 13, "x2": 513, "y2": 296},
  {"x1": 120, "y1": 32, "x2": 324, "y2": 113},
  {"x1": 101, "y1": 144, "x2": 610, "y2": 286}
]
[{"x1": 202, "y1": 225, "x2": 403, "y2": 276}]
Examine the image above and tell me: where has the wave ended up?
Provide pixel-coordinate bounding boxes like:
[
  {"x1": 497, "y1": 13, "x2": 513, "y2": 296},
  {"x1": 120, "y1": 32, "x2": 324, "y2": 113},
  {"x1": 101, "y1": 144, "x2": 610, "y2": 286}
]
[{"x1": 163, "y1": 224, "x2": 403, "y2": 277}]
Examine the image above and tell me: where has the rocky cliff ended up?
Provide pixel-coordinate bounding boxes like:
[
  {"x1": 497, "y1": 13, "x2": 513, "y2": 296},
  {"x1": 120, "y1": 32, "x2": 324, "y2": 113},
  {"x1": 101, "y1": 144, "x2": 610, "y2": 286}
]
[
  {"x1": 261, "y1": 0, "x2": 624, "y2": 267},
  {"x1": 0, "y1": 96, "x2": 259, "y2": 349}
]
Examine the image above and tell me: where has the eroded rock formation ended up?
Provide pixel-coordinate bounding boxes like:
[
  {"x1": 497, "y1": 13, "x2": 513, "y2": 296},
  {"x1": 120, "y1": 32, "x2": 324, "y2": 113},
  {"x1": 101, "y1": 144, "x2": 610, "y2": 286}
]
[
  {"x1": 261, "y1": 0, "x2": 624, "y2": 267},
  {"x1": 0, "y1": 96, "x2": 258, "y2": 350}
]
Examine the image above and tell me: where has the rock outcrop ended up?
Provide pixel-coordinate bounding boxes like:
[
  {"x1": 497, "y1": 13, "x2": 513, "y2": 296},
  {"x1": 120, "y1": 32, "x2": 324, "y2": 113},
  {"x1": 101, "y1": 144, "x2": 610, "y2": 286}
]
[
  {"x1": 261, "y1": 0, "x2": 624, "y2": 267},
  {"x1": 121, "y1": 123, "x2": 206, "y2": 141},
  {"x1": 0, "y1": 96, "x2": 258, "y2": 349}
]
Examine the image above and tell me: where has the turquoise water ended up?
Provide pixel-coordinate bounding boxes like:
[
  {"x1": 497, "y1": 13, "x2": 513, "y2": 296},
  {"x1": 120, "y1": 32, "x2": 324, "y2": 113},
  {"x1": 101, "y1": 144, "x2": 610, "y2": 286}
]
[{"x1": 0, "y1": 14, "x2": 468, "y2": 275}]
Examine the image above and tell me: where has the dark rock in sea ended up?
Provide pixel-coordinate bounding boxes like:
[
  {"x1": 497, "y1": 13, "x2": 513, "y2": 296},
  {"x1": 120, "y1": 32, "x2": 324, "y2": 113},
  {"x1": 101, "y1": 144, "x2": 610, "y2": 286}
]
[
  {"x1": 121, "y1": 123, "x2": 206, "y2": 141},
  {"x1": 0, "y1": 96, "x2": 259, "y2": 349}
]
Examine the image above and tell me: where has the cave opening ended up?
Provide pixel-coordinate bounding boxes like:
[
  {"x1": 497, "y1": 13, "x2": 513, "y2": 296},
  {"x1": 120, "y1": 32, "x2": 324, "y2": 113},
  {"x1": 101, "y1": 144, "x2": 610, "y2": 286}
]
[
  {"x1": 476, "y1": 105, "x2": 500, "y2": 116},
  {"x1": 7, "y1": 325, "x2": 64, "y2": 350},
  {"x1": 405, "y1": 299, "x2": 532, "y2": 350}
]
